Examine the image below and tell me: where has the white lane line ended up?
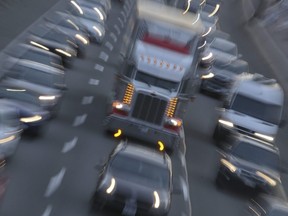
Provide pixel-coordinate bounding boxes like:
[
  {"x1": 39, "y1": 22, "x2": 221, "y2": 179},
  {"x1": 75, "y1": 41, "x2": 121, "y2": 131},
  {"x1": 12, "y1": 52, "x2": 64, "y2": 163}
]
[
  {"x1": 179, "y1": 176, "x2": 189, "y2": 202},
  {"x1": 41, "y1": 205, "x2": 52, "y2": 216},
  {"x1": 99, "y1": 51, "x2": 109, "y2": 62},
  {"x1": 109, "y1": 32, "x2": 117, "y2": 43},
  {"x1": 94, "y1": 64, "x2": 104, "y2": 72},
  {"x1": 73, "y1": 114, "x2": 87, "y2": 127},
  {"x1": 62, "y1": 137, "x2": 78, "y2": 153},
  {"x1": 81, "y1": 96, "x2": 94, "y2": 105},
  {"x1": 104, "y1": 41, "x2": 114, "y2": 51},
  {"x1": 44, "y1": 168, "x2": 66, "y2": 197},
  {"x1": 118, "y1": 17, "x2": 124, "y2": 28},
  {"x1": 89, "y1": 79, "x2": 100, "y2": 86},
  {"x1": 124, "y1": 4, "x2": 129, "y2": 15},
  {"x1": 114, "y1": 24, "x2": 121, "y2": 35},
  {"x1": 120, "y1": 11, "x2": 127, "y2": 22}
]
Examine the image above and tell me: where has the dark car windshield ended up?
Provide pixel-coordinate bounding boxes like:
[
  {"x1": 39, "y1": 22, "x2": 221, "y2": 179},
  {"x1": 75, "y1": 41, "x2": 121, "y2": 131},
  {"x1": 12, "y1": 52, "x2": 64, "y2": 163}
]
[
  {"x1": 135, "y1": 71, "x2": 179, "y2": 92},
  {"x1": 232, "y1": 142, "x2": 280, "y2": 170},
  {"x1": 110, "y1": 154, "x2": 170, "y2": 189},
  {"x1": 231, "y1": 94, "x2": 282, "y2": 125}
]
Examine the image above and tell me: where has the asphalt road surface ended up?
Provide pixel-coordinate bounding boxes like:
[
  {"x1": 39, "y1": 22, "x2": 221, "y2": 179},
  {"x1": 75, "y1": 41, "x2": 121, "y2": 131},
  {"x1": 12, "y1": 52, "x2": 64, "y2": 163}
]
[{"x1": 0, "y1": 0, "x2": 288, "y2": 216}]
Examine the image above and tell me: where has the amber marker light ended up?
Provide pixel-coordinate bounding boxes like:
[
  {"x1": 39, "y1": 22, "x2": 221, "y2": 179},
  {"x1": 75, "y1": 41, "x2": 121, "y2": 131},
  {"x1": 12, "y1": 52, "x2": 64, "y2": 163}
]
[
  {"x1": 158, "y1": 141, "x2": 165, "y2": 151},
  {"x1": 114, "y1": 129, "x2": 122, "y2": 138}
]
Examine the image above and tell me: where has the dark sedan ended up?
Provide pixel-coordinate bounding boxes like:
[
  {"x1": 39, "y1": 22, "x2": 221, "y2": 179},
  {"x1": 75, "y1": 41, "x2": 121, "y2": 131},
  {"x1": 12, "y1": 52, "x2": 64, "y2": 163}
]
[
  {"x1": 91, "y1": 140, "x2": 172, "y2": 216},
  {"x1": 216, "y1": 135, "x2": 282, "y2": 193}
]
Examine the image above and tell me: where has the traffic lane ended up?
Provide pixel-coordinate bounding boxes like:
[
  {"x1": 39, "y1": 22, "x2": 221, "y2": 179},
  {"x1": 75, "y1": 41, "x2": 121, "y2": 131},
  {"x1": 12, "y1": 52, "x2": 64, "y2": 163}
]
[
  {"x1": 183, "y1": 93, "x2": 254, "y2": 216},
  {"x1": 217, "y1": 0, "x2": 276, "y2": 79}
]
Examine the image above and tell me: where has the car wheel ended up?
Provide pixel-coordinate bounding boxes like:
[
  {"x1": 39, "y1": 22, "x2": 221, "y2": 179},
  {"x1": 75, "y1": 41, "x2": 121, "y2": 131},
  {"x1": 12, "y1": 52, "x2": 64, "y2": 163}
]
[
  {"x1": 215, "y1": 172, "x2": 225, "y2": 189},
  {"x1": 213, "y1": 125, "x2": 222, "y2": 145},
  {"x1": 90, "y1": 193, "x2": 105, "y2": 212}
]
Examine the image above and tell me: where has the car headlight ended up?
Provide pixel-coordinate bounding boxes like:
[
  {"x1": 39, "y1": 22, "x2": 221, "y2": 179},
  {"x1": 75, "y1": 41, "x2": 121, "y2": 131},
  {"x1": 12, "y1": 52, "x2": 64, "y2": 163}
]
[
  {"x1": 201, "y1": 72, "x2": 214, "y2": 79},
  {"x1": 39, "y1": 95, "x2": 56, "y2": 100},
  {"x1": 93, "y1": 26, "x2": 103, "y2": 37},
  {"x1": 20, "y1": 115, "x2": 42, "y2": 123},
  {"x1": 0, "y1": 135, "x2": 16, "y2": 144},
  {"x1": 55, "y1": 49, "x2": 72, "y2": 57},
  {"x1": 220, "y1": 158, "x2": 237, "y2": 173},
  {"x1": 93, "y1": 7, "x2": 104, "y2": 20},
  {"x1": 254, "y1": 133, "x2": 274, "y2": 142},
  {"x1": 218, "y1": 119, "x2": 234, "y2": 128},
  {"x1": 106, "y1": 177, "x2": 116, "y2": 194},
  {"x1": 201, "y1": 52, "x2": 213, "y2": 61},
  {"x1": 75, "y1": 34, "x2": 89, "y2": 45},
  {"x1": 153, "y1": 191, "x2": 160, "y2": 209},
  {"x1": 256, "y1": 171, "x2": 277, "y2": 187}
]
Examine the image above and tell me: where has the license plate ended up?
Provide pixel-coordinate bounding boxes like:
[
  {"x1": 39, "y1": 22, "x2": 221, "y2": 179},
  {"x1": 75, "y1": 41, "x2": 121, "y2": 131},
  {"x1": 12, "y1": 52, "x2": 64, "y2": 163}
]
[{"x1": 122, "y1": 199, "x2": 137, "y2": 216}]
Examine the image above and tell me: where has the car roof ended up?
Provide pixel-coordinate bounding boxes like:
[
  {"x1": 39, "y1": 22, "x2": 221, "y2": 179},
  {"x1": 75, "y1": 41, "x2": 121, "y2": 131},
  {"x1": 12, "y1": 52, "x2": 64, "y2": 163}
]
[{"x1": 234, "y1": 74, "x2": 284, "y2": 105}]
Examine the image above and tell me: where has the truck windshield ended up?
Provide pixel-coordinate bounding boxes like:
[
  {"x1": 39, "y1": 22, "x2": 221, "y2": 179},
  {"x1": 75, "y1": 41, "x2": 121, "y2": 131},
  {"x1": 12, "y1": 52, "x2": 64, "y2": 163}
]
[{"x1": 135, "y1": 71, "x2": 179, "y2": 92}]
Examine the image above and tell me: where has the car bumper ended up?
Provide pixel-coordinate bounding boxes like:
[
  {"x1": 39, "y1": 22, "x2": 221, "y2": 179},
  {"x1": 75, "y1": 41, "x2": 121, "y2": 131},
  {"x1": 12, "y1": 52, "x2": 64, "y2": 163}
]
[{"x1": 104, "y1": 114, "x2": 181, "y2": 150}]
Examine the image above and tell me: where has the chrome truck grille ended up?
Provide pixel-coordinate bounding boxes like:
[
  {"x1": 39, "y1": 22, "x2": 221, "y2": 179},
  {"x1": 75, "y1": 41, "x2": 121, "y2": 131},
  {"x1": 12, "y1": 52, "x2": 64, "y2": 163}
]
[{"x1": 131, "y1": 93, "x2": 167, "y2": 125}]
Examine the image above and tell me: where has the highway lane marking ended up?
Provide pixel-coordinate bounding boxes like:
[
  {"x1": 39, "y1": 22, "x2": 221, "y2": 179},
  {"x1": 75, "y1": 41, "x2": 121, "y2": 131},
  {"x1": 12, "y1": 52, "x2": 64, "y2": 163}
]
[
  {"x1": 99, "y1": 51, "x2": 109, "y2": 62},
  {"x1": 62, "y1": 137, "x2": 78, "y2": 153},
  {"x1": 123, "y1": 4, "x2": 129, "y2": 16},
  {"x1": 114, "y1": 24, "x2": 121, "y2": 35},
  {"x1": 120, "y1": 11, "x2": 127, "y2": 22},
  {"x1": 104, "y1": 41, "x2": 114, "y2": 51},
  {"x1": 179, "y1": 176, "x2": 189, "y2": 202},
  {"x1": 82, "y1": 96, "x2": 94, "y2": 105},
  {"x1": 94, "y1": 64, "x2": 104, "y2": 72},
  {"x1": 73, "y1": 114, "x2": 87, "y2": 127},
  {"x1": 109, "y1": 32, "x2": 117, "y2": 43},
  {"x1": 89, "y1": 78, "x2": 100, "y2": 86},
  {"x1": 41, "y1": 205, "x2": 52, "y2": 216},
  {"x1": 118, "y1": 17, "x2": 124, "y2": 28},
  {"x1": 44, "y1": 168, "x2": 66, "y2": 197}
]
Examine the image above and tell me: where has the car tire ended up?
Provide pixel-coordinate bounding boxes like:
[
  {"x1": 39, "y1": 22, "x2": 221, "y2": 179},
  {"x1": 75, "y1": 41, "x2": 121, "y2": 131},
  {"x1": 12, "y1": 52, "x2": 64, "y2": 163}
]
[
  {"x1": 213, "y1": 125, "x2": 222, "y2": 145},
  {"x1": 215, "y1": 172, "x2": 225, "y2": 189},
  {"x1": 90, "y1": 193, "x2": 105, "y2": 212}
]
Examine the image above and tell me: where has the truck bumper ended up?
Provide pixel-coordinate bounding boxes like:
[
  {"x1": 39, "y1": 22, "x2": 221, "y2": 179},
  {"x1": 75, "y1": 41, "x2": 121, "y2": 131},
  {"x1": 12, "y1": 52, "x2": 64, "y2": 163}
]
[{"x1": 104, "y1": 114, "x2": 181, "y2": 150}]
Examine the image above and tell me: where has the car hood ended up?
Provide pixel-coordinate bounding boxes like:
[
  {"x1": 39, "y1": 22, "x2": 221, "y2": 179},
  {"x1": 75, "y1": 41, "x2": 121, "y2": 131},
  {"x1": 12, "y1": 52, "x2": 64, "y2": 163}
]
[
  {"x1": 222, "y1": 109, "x2": 278, "y2": 136},
  {"x1": 229, "y1": 155, "x2": 281, "y2": 182}
]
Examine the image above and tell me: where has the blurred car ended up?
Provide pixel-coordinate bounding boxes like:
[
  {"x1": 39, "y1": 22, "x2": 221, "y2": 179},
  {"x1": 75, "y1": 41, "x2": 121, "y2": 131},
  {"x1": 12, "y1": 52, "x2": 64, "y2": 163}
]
[
  {"x1": 216, "y1": 135, "x2": 282, "y2": 192},
  {"x1": 4, "y1": 43, "x2": 64, "y2": 71},
  {"x1": 200, "y1": 37, "x2": 238, "y2": 70},
  {"x1": 200, "y1": 59, "x2": 249, "y2": 98},
  {"x1": 0, "y1": 102, "x2": 22, "y2": 159},
  {"x1": 43, "y1": 11, "x2": 90, "y2": 57},
  {"x1": 3, "y1": 59, "x2": 67, "y2": 91},
  {"x1": 91, "y1": 140, "x2": 172, "y2": 216},
  {"x1": 27, "y1": 26, "x2": 78, "y2": 66},
  {"x1": 244, "y1": 194, "x2": 288, "y2": 216},
  {"x1": 213, "y1": 73, "x2": 285, "y2": 144},
  {"x1": 0, "y1": 98, "x2": 50, "y2": 134},
  {"x1": 0, "y1": 77, "x2": 62, "y2": 116},
  {"x1": 67, "y1": 2, "x2": 105, "y2": 43},
  {"x1": 71, "y1": 0, "x2": 110, "y2": 17}
]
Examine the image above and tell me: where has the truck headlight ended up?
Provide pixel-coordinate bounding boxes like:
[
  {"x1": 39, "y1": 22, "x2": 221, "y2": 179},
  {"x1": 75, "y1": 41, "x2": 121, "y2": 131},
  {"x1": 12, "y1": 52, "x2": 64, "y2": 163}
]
[
  {"x1": 254, "y1": 133, "x2": 274, "y2": 142},
  {"x1": 112, "y1": 101, "x2": 130, "y2": 115},
  {"x1": 218, "y1": 119, "x2": 234, "y2": 128},
  {"x1": 256, "y1": 171, "x2": 277, "y2": 187},
  {"x1": 220, "y1": 158, "x2": 237, "y2": 173},
  {"x1": 20, "y1": 115, "x2": 42, "y2": 123},
  {"x1": 165, "y1": 117, "x2": 182, "y2": 127}
]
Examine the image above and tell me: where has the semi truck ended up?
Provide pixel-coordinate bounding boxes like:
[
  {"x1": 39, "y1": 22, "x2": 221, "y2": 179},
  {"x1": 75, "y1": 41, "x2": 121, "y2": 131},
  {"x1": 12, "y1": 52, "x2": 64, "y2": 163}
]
[{"x1": 104, "y1": 0, "x2": 206, "y2": 151}]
